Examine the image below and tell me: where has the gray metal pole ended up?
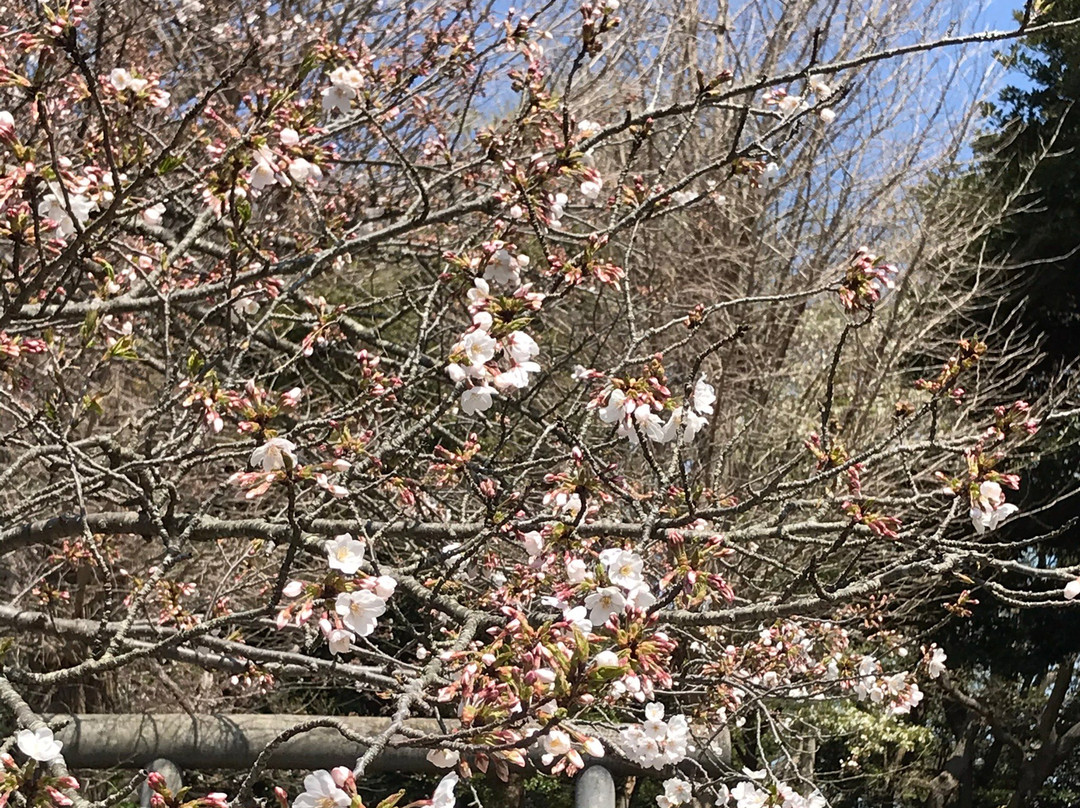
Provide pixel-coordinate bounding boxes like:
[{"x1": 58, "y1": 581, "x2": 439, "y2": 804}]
[
  {"x1": 51, "y1": 713, "x2": 727, "y2": 777},
  {"x1": 575, "y1": 765, "x2": 616, "y2": 808},
  {"x1": 139, "y1": 759, "x2": 182, "y2": 808},
  {"x1": 51, "y1": 714, "x2": 666, "y2": 775}
]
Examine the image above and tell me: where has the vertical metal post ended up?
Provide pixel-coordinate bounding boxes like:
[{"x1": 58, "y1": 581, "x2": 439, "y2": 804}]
[
  {"x1": 576, "y1": 764, "x2": 615, "y2": 808},
  {"x1": 140, "y1": 758, "x2": 183, "y2": 808}
]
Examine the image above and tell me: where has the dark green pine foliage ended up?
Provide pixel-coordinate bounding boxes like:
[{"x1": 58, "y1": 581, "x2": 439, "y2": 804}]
[
  {"x1": 978, "y1": 6, "x2": 1080, "y2": 388},
  {"x1": 921, "y1": 5, "x2": 1080, "y2": 807}
]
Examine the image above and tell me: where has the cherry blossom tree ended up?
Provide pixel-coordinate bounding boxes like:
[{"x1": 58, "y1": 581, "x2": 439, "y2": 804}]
[{"x1": 1, "y1": 1, "x2": 1079, "y2": 808}]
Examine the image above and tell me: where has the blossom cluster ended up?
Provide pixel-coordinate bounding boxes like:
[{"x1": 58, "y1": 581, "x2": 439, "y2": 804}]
[
  {"x1": 969, "y1": 479, "x2": 1019, "y2": 535},
  {"x1": 276, "y1": 532, "x2": 397, "y2": 652},
  {"x1": 445, "y1": 249, "x2": 546, "y2": 414},
  {"x1": 837, "y1": 247, "x2": 898, "y2": 311},
  {"x1": 844, "y1": 655, "x2": 924, "y2": 716},
  {"x1": 720, "y1": 774, "x2": 827, "y2": 808},
  {"x1": 292, "y1": 768, "x2": 457, "y2": 808},
  {"x1": 762, "y1": 76, "x2": 836, "y2": 123},
  {"x1": 228, "y1": 437, "x2": 351, "y2": 499},
  {"x1": 618, "y1": 703, "x2": 692, "y2": 769},
  {"x1": 593, "y1": 369, "x2": 716, "y2": 445}
]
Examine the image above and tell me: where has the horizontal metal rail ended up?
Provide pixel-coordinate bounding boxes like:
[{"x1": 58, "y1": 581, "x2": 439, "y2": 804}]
[{"x1": 49, "y1": 713, "x2": 729, "y2": 776}]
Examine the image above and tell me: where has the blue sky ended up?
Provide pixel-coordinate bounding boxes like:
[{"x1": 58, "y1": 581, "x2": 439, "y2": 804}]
[{"x1": 985, "y1": 0, "x2": 1024, "y2": 27}]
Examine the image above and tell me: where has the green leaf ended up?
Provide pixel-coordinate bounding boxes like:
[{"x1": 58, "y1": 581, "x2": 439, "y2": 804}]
[
  {"x1": 82, "y1": 394, "x2": 104, "y2": 416},
  {"x1": 157, "y1": 154, "x2": 185, "y2": 175},
  {"x1": 81, "y1": 309, "x2": 99, "y2": 343},
  {"x1": 374, "y1": 790, "x2": 405, "y2": 808},
  {"x1": 187, "y1": 349, "x2": 204, "y2": 376},
  {"x1": 104, "y1": 335, "x2": 139, "y2": 361}
]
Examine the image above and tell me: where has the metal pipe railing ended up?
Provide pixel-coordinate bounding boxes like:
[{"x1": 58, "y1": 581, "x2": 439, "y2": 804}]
[{"x1": 50, "y1": 713, "x2": 728, "y2": 775}]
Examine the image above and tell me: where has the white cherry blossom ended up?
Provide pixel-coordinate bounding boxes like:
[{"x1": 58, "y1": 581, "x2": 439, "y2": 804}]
[
  {"x1": 777, "y1": 94, "x2": 804, "y2": 114},
  {"x1": 325, "y1": 533, "x2": 366, "y2": 575},
  {"x1": 250, "y1": 437, "x2": 297, "y2": 472},
  {"x1": 335, "y1": 590, "x2": 386, "y2": 637},
  {"x1": 810, "y1": 77, "x2": 833, "y2": 98},
  {"x1": 693, "y1": 375, "x2": 716, "y2": 414},
  {"x1": 584, "y1": 586, "x2": 626, "y2": 626},
  {"x1": 288, "y1": 158, "x2": 323, "y2": 184},
  {"x1": 484, "y1": 249, "x2": 526, "y2": 287},
  {"x1": 605, "y1": 550, "x2": 644, "y2": 590},
  {"x1": 38, "y1": 189, "x2": 94, "y2": 237},
  {"x1": 372, "y1": 575, "x2": 397, "y2": 599},
  {"x1": 292, "y1": 770, "x2": 349, "y2": 808},
  {"x1": 322, "y1": 66, "x2": 364, "y2": 114},
  {"x1": 467, "y1": 277, "x2": 492, "y2": 307},
  {"x1": 142, "y1": 202, "x2": 166, "y2": 226},
  {"x1": 729, "y1": 782, "x2": 768, "y2": 808},
  {"x1": 541, "y1": 728, "x2": 573, "y2": 765},
  {"x1": 426, "y1": 749, "x2": 460, "y2": 768},
  {"x1": 494, "y1": 362, "x2": 540, "y2": 392},
  {"x1": 577, "y1": 119, "x2": 602, "y2": 138},
  {"x1": 566, "y1": 557, "x2": 589, "y2": 584},
  {"x1": 580, "y1": 178, "x2": 603, "y2": 200},
  {"x1": 110, "y1": 68, "x2": 149, "y2": 93},
  {"x1": 563, "y1": 605, "x2": 593, "y2": 634},
  {"x1": 522, "y1": 530, "x2": 544, "y2": 557},
  {"x1": 506, "y1": 331, "x2": 539, "y2": 363},
  {"x1": 431, "y1": 772, "x2": 458, "y2": 808},
  {"x1": 599, "y1": 389, "x2": 628, "y2": 424},
  {"x1": 660, "y1": 778, "x2": 693, "y2": 806},
  {"x1": 16, "y1": 727, "x2": 63, "y2": 762},
  {"x1": 626, "y1": 584, "x2": 656, "y2": 611},
  {"x1": 462, "y1": 330, "x2": 497, "y2": 367},
  {"x1": 927, "y1": 645, "x2": 947, "y2": 679},
  {"x1": 970, "y1": 480, "x2": 1019, "y2": 534},
  {"x1": 326, "y1": 628, "x2": 352, "y2": 654},
  {"x1": 249, "y1": 158, "x2": 279, "y2": 191},
  {"x1": 461, "y1": 384, "x2": 497, "y2": 415}
]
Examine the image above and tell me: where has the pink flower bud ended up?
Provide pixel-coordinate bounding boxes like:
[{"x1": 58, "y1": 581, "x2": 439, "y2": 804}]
[
  {"x1": 329, "y1": 767, "x2": 352, "y2": 789},
  {"x1": 46, "y1": 787, "x2": 72, "y2": 807}
]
